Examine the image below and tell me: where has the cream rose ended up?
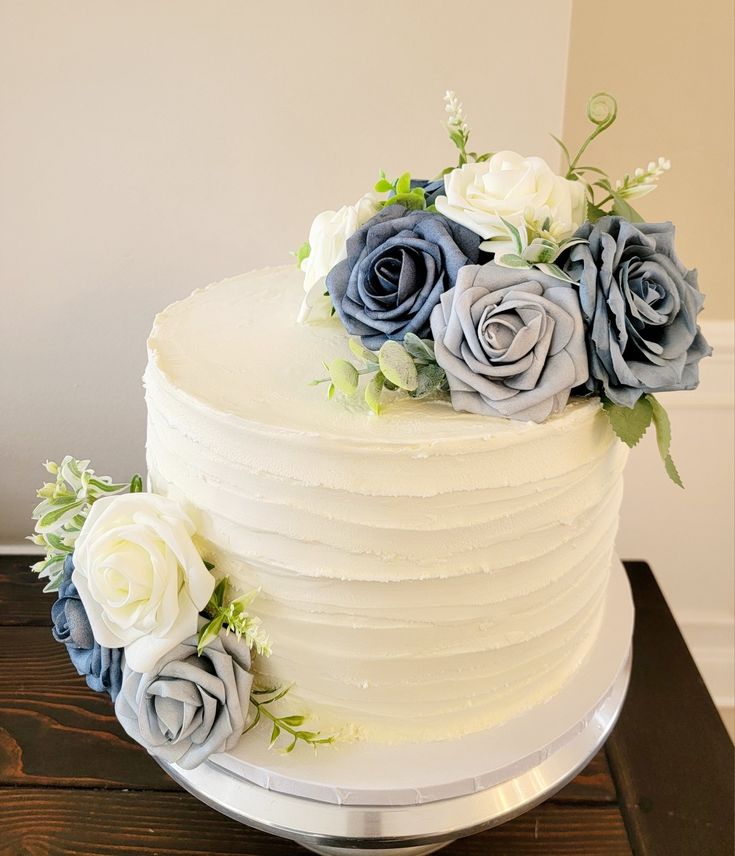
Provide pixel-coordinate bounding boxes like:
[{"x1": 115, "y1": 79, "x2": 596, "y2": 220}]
[
  {"x1": 72, "y1": 493, "x2": 215, "y2": 673},
  {"x1": 300, "y1": 192, "x2": 382, "y2": 294},
  {"x1": 435, "y1": 151, "x2": 586, "y2": 254}
]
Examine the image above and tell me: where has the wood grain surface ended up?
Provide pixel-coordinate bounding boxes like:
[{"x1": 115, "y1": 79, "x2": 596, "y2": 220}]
[{"x1": 1, "y1": 556, "x2": 732, "y2": 856}]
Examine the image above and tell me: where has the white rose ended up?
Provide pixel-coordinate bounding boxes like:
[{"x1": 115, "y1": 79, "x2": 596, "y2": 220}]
[
  {"x1": 300, "y1": 192, "x2": 381, "y2": 294},
  {"x1": 435, "y1": 151, "x2": 586, "y2": 254},
  {"x1": 72, "y1": 493, "x2": 215, "y2": 672}
]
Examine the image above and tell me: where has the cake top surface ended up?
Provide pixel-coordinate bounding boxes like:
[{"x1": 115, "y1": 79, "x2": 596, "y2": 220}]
[{"x1": 146, "y1": 266, "x2": 599, "y2": 446}]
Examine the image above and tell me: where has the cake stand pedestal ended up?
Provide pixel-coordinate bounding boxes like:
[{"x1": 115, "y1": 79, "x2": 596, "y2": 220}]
[{"x1": 158, "y1": 559, "x2": 634, "y2": 854}]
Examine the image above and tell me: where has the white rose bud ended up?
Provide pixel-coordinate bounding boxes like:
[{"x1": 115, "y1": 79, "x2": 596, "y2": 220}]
[
  {"x1": 301, "y1": 192, "x2": 382, "y2": 295},
  {"x1": 72, "y1": 493, "x2": 215, "y2": 672}
]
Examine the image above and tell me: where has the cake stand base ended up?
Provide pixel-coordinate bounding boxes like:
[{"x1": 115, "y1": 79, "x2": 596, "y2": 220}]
[{"x1": 158, "y1": 560, "x2": 633, "y2": 853}]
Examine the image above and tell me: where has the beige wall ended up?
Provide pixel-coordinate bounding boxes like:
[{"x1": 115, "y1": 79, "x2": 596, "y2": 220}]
[
  {"x1": 564, "y1": 0, "x2": 734, "y2": 319},
  {"x1": 1, "y1": 0, "x2": 572, "y2": 541}
]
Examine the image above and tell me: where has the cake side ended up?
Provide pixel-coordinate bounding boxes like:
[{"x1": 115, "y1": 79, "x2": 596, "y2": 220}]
[{"x1": 145, "y1": 267, "x2": 627, "y2": 742}]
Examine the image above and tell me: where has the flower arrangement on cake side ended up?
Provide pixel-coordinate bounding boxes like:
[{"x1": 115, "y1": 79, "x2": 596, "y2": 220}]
[
  {"x1": 29, "y1": 457, "x2": 333, "y2": 769},
  {"x1": 301, "y1": 92, "x2": 711, "y2": 486}
]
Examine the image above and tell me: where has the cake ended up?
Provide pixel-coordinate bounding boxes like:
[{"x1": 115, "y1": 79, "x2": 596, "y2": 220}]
[
  {"x1": 32, "y1": 91, "x2": 709, "y2": 772},
  {"x1": 144, "y1": 265, "x2": 628, "y2": 742}
]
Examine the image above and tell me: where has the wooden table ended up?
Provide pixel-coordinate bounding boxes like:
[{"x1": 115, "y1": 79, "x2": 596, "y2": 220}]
[{"x1": 1, "y1": 557, "x2": 732, "y2": 855}]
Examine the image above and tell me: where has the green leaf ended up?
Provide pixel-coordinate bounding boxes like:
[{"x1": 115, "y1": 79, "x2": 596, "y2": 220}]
[
  {"x1": 129, "y1": 474, "x2": 143, "y2": 493},
  {"x1": 412, "y1": 363, "x2": 448, "y2": 398},
  {"x1": 280, "y1": 715, "x2": 306, "y2": 727},
  {"x1": 327, "y1": 382, "x2": 335, "y2": 400},
  {"x1": 365, "y1": 372, "x2": 385, "y2": 415},
  {"x1": 374, "y1": 178, "x2": 393, "y2": 193},
  {"x1": 586, "y1": 201, "x2": 609, "y2": 223},
  {"x1": 203, "y1": 560, "x2": 216, "y2": 572},
  {"x1": 269, "y1": 723, "x2": 281, "y2": 748},
  {"x1": 647, "y1": 395, "x2": 684, "y2": 488},
  {"x1": 496, "y1": 254, "x2": 531, "y2": 270},
  {"x1": 36, "y1": 499, "x2": 85, "y2": 533},
  {"x1": 535, "y1": 263, "x2": 576, "y2": 284},
  {"x1": 378, "y1": 341, "x2": 418, "y2": 391},
  {"x1": 395, "y1": 172, "x2": 411, "y2": 195},
  {"x1": 611, "y1": 194, "x2": 644, "y2": 223},
  {"x1": 402, "y1": 333, "x2": 435, "y2": 363},
  {"x1": 210, "y1": 577, "x2": 227, "y2": 608},
  {"x1": 294, "y1": 241, "x2": 310, "y2": 267},
  {"x1": 549, "y1": 133, "x2": 572, "y2": 168},
  {"x1": 499, "y1": 217, "x2": 525, "y2": 255},
  {"x1": 348, "y1": 338, "x2": 379, "y2": 365},
  {"x1": 326, "y1": 359, "x2": 359, "y2": 396},
  {"x1": 197, "y1": 613, "x2": 225, "y2": 656},
  {"x1": 243, "y1": 705, "x2": 261, "y2": 734},
  {"x1": 602, "y1": 396, "x2": 653, "y2": 448}
]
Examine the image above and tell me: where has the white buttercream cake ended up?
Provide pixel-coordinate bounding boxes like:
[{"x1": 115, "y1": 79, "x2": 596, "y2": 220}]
[{"x1": 144, "y1": 265, "x2": 627, "y2": 743}]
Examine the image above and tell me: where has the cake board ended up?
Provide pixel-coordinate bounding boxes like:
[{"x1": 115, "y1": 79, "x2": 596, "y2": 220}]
[{"x1": 158, "y1": 558, "x2": 634, "y2": 854}]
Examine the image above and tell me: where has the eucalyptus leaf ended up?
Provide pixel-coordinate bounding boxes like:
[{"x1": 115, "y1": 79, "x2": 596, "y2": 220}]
[
  {"x1": 326, "y1": 359, "x2": 359, "y2": 396},
  {"x1": 365, "y1": 372, "x2": 385, "y2": 415},
  {"x1": 378, "y1": 341, "x2": 418, "y2": 391},
  {"x1": 349, "y1": 338, "x2": 379, "y2": 365},
  {"x1": 403, "y1": 333, "x2": 435, "y2": 363},
  {"x1": 412, "y1": 363, "x2": 448, "y2": 398}
]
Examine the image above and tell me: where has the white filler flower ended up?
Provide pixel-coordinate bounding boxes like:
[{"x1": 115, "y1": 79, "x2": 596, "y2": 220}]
[
  {"x1": 435, "y1": 151, "x2": 586, "y2": 254},
  {"x1": 72, "y1": 493, "x2": 215, "y2": 672}
]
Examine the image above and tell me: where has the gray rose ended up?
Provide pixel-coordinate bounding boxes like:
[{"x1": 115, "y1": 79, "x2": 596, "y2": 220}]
[
  {"x1": 326, "y1": 205, "x2": 481, "y2": 350},
  {"x1": 115, "y1": 625, "x2": 253, "y2": 770},
  {"x1": 563, "y1": 217, "x2": 711, "y2": 407},
  {"x1": 430, "y1": 263, "x2": 588, "y2": 422}
]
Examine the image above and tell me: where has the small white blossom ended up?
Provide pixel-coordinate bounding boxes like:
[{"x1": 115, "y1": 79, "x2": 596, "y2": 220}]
[{"x1": 615, "y1": 156, "x2": 671, "y2": 199}]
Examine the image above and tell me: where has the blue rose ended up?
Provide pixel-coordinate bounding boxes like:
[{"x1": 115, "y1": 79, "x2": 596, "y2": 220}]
[
  {"x1": 326, "y1": 205, "x2": 481, "y2": 349},
  {"x1": 431, "y1": 263, "x2": 588, "y2": 422},
  {"x1": 51, "y1": 555, "x2": 124, "y2": 700},
  {"x1": 115, "y1": 624, "x2": 253, "y2": 770},
  {"x1": 564, "y1": 217, "x2": 711, "y2": 407}
]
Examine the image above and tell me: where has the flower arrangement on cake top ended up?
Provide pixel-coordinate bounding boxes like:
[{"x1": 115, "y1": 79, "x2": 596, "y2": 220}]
[{"x1": 302, "y1": 92, "x2": 711, "y2": 486}]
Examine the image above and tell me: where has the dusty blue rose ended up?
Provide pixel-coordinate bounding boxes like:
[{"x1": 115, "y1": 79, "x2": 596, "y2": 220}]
[
  {"x1": 563, "y1": 217, "x2": 711, "y2": 407},
  {"x1": 115, "y1": 623, "x2": 253, "y2": 770},
  {"x1": 430, "y1": 263, "x2": 588, "y2": 422},
  {"x1": 326, "y1": 205, "x2": 481, "y2": 349},
  {"x1": 51, "y1": 555, "x2": 124, "y2": 701}
]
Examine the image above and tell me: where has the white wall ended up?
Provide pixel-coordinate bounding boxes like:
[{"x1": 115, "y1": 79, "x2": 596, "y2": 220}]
[
  {"x1": 1, "y1": 0, "x2": 572, "y2": 541},
  {"x1": 617, "y1": 321, "x2": 734, "y2": 706}
]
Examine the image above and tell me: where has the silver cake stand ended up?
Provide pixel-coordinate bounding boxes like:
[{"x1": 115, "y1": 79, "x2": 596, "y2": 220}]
[{"x1": 158, "y1": 560, "x2": 634, "y2": 855}]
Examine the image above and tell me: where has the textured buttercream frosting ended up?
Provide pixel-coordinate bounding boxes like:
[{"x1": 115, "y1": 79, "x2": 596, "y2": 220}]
[{"x1": 145, "y1": 266, "x2": 627, "y2": 742}]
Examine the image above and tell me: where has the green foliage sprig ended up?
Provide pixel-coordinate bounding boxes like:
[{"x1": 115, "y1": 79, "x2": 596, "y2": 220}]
[
  {"x1": 197, "y1": 577, "x2": 272, "y2": 657},
  {"x1": 495, "y1": 217, "x2": 588, "y2": 283},
  {"x1": 551, "y1": 92, "x2": 670, "y2": 224},
  {"x1": 602, "y1": 394, "x2": 683, "y2": 487},
  {"x1": 29, "y1": 457, "x2": 141, "y2": 591},
  {"x1": 312, "y1": 334, "x2": 449, "y2": 415},
  {"x1": 246, "y1": 685, "x2": 335, "y2": 754},
  {"x1": 374, "y1": 170, "x2": 428, "y2": 211}
]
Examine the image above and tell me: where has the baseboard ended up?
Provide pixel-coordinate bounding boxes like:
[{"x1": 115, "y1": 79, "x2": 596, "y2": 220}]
[{"x1": 677, "y1": 612, "x2": 735, "y2": 708}]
